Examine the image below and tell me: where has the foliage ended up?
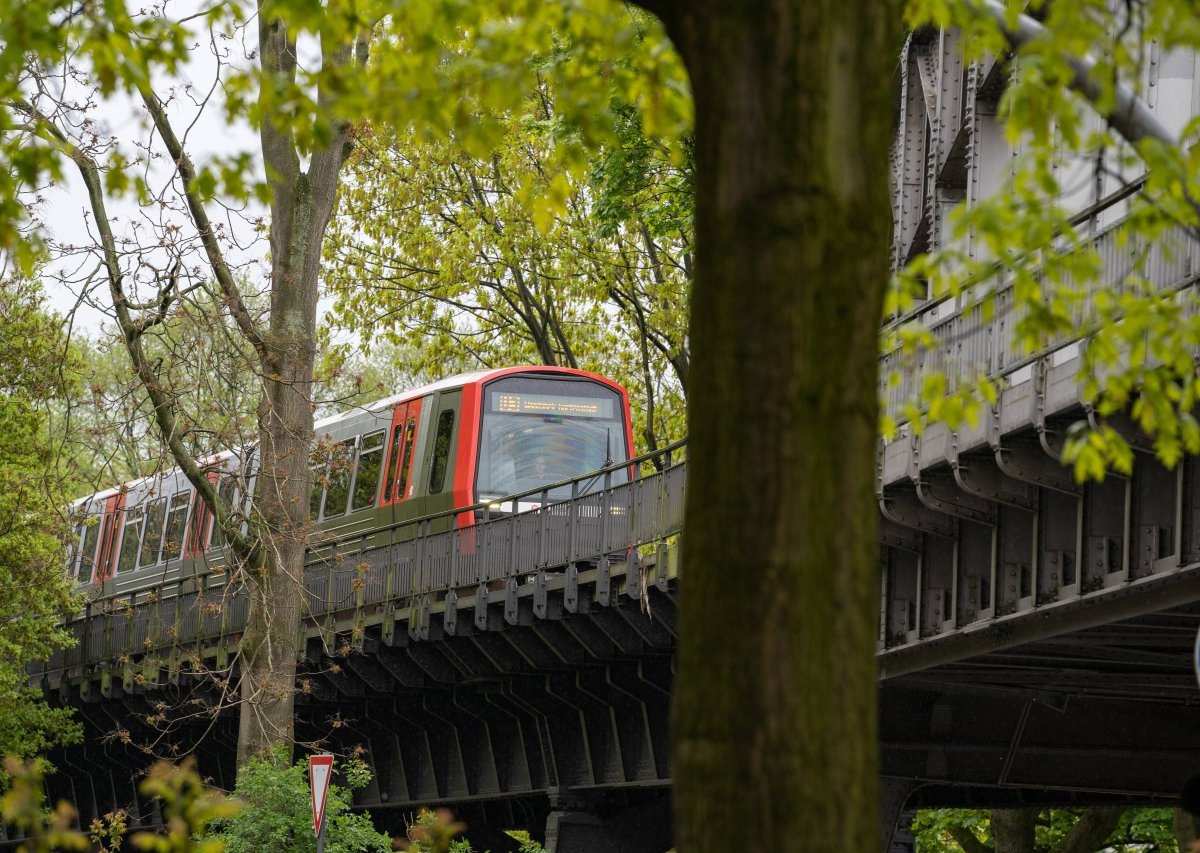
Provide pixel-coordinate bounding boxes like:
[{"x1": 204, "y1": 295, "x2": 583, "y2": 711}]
[
  {"x1": 1, "y1": 757, "x2": 237, "y2": 853},
  {"x1": 324, "y1": 46, "x2": 691, "y2": 455},
  {"x1": 397, "y1": 810, "x2": 547, "y2": 853},
  {"x1": 204, "y1": 749, "x2": 392, "y2": 853},
  {"x1": 0, "y1": 757, "x2": 88, "y2": 851},
  {"x1": 912, "y1": 807, "x2": 1179, "y2": 852},
  {"x1": 0, "y1": 280, "x2": 81, "y2": 762}
]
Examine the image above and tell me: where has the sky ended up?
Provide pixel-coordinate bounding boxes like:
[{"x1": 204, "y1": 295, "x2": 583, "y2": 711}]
[{"x1": 35, "y1": 2, "x2": 269, "y2": 337}]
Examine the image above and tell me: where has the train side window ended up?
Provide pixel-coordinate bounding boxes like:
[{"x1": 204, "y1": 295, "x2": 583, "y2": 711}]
[
  {"x1": 117, "y1": 507, "x2": 145, "y2": 573},
  {"x1": 140, "y1": 497, "x2": 168, "y2": 568},
  {"x1": 323, "y1": 439, "x2": 355, "y2": 518},
  {"x1": 397, "y1": 419, "x2": 416, "y2": 500},
  {"x1": 428, "y1": 410, "x2": 456, "y2": 495},
  {"x1": 352, "y1": 431, "x2": 385, "y2": 511},
  {"x1": 79, "y1": 515, "x2": 102, "y2": 580},
  {"x1": 161, "y1": 492, "x2": 190, "y2": 562},
  {"x1": 210, "y1": 477, "x2": 237, "y2": 549},
  {"x1": 63, "y1": 517, "x2": 81, "y2": 577}
]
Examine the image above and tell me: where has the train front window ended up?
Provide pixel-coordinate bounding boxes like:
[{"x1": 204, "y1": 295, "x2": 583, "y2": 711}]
[{"x1": 476, "y1": 376, "x2": 628, "y2": 500}]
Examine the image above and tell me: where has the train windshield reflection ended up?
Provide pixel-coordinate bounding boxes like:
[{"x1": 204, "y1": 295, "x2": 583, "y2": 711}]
[{"x1": 476, "y1": 378, "x2": 628, "y2": 501}]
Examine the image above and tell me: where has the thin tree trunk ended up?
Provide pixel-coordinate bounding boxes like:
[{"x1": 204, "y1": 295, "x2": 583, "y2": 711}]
[
  {"x1": 644, "y1": 1, "x2": 900, "y2": 849},
  {"x1": 1054, "y1": 807, "x2": 1123, "y2": 853},
  {"x1": 236, "y1": 11, "x2": 360, "y2": 766},
  {"x1": 1174, "y1": 808, "x2": 1199, "y2": 851}
]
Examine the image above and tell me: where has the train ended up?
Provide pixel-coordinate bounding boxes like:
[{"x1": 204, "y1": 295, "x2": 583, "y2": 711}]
[{"x1": 63, "y1": 366, "x2": 635, "y2": 593}]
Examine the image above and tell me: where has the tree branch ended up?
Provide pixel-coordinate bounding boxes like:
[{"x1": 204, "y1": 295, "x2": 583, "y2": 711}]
[
  {"x1": 137, "y1": 86, "x2": 269, "y2": 363},
  {"x1": 1054, "y1": 808, "x2": 1125, "y2": 853},
  {"x1": 20, "y1": 100, "x2": 260, "y2": 565},
  {"x1": 946, "y1": 825, "x2": 990, "y2": 853}
]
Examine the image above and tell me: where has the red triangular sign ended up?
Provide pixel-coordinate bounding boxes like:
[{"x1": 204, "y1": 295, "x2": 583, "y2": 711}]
[{"x1": 309, "y1": 754, "x2": 335, "y2": 836}]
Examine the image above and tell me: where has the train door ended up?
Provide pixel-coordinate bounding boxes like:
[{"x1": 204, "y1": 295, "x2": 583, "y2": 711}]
[
  {"x1": 93, "y1": 492, "x2": 124, "y2": 585},
  {"x1": 382, "y1": 399, "x2": 422, "y2": 513},
  {"x1": 185, "y1": 472, "x2": 219, "y2": 558},
  {"x1": 418, "y1": 390, "x2": 461, "y2": 530}
]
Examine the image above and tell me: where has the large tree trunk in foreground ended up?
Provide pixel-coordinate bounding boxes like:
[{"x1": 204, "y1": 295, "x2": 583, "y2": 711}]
[{"x1": 645, "y1": 2, "x2": 900, "y2": 849}]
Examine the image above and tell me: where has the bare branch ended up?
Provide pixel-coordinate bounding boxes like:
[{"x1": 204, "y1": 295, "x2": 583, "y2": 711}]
[
  {"x1": 16, "y1": 97, "x2": 262, "y2": 566},
  {"x1": 137, "y1": 86, "x2": 269, "y2": 362}
]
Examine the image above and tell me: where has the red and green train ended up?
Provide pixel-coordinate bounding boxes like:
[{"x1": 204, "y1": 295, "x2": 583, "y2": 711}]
[{"x1": 64, "y1": 367, "x2": 634, "y2": 594}]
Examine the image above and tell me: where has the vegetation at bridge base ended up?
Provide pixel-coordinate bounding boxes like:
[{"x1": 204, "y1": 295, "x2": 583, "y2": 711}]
[
  {"x1": 396, "y1": 808, "x2": 546, "y2": 853},
  {"x1": 1, "y1": 755, "x2": 237, "y2": 852},
  {"x1": 912, "y1": 807, "x2": 1188, "y2": 853},
  {"x1": 0, "y1": 281, "x2": 81, "y2": 763},
  {"x1": 204, "y1": 748, "x2": 391, "y2": 853}
]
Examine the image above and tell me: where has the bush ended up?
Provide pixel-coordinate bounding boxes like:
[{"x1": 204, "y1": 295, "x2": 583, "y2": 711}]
[{"x1": 204, "y1": 750, "x2": 391, "y2": 853}]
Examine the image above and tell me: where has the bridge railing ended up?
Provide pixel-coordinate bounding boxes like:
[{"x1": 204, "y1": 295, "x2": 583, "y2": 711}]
[
  {"x1": 879, "y1": 209, "x2": 1200, "y2": 429},
  {"x1": 44, "y1": 441, "x2": 687, "y2": 681}
]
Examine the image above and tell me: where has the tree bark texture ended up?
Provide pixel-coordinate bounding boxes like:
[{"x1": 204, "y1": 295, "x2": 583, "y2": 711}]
[
  {"x1": 1175, "y1": 808, "x2": 1199, "y2": 851},
  {"x1": 647, "y1": 1, "x2": 900, "y2": 850},
  {"x1": 991, "y1": 809, "x2": 1037, "y2": 852},
  {"x1": 236, "y1": 10, "x2": 358, "y2": 766}
]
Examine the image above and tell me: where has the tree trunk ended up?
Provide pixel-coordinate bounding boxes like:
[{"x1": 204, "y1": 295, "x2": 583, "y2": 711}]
[
  {"x1": 649, "y1": 2, "x2": 900, "y2": 850},
  {"x1": 991, "y1": 809, "x2": 1037, "y2": 853},
  {"x1": 1175, "y1": 808, "x2": 1199, "y2": 851},
  {"x1": 236, "y1": 10, "x2": 357, "y2": 764},
  {"x1": 236, "y1": 179, "x2": 322, "y2": 766}
]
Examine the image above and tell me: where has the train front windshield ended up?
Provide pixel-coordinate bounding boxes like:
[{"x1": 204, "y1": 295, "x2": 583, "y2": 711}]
[{"x1": 475, "y1": 376, "x2": 629, "y2": 502}]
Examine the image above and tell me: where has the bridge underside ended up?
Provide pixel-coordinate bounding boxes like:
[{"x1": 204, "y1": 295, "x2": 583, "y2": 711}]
[
  {"x1": 17, "y1": 580, "x2": 1200, "y2": 851},
  {"x1": 885, "y1": 602, "x2": 1200, "y2": 803}
]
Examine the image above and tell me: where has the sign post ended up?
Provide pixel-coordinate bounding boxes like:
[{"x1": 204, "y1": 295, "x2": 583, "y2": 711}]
[{"x1": 309, "y1": 754, "x2": 334, "y2": 853}]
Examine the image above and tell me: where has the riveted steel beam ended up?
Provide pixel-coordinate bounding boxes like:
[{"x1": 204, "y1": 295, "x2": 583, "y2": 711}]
[
  {"x1": 994, "y1": 436, "x2": 1081, "y2": 495},
  {"x1": 881, "y1": 485, "x2": 958, "y2": 538}
]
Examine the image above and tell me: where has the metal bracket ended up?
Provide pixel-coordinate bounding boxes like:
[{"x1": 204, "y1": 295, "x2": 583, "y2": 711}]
[
  {"x1": 504, "y1": 579, "x2": 520, "y2": 625},
  {"x1": 915, "y1": 471, "x2": 995, "y2": 525},
  {"x1": 655, "y1": 543, "x2": 670, "y2": 591},
  {"x1": 474, "y1": 583, "x2": 490, "y2": 632},
  {"x1": 994, "y1": 436, "x2": 1081, "y2": 495},
  {"x1": 564, "y1": 564, "x2": 580, "y2": 613},
  {"x1": 444, "y1": 589, "x2": 458, "y2": 636},
  {"x1": 880, "y1": 486, "x2": 957, "y2": 539},
  {"x1": 952, "y1": 454, "x2": 1037, "y2": 510},
  {"x1": 533, "y1": 571, "x2": 548, "y2": 619},
  {"x1": 596, "y1": 558, "x2": 612, "y2": 607}
]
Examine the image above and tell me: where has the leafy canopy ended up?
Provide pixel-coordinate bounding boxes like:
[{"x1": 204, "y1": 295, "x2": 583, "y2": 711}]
[{"x1": 0, "y1": 279, "x2": 81, "y2": 762}]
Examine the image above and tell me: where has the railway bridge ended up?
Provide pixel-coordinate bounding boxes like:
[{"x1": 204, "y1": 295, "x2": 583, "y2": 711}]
[{"x1": 13, "y1": 25, "x2": 1200, "y2": 853}]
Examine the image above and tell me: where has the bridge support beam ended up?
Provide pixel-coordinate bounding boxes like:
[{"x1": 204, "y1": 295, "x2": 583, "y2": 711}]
[
  {"x1": 544, "y1": 796, "x2": 672, "y2": 853},
  {"x1": 881, "y1": 778, "x2": 922, "y2": 853}
]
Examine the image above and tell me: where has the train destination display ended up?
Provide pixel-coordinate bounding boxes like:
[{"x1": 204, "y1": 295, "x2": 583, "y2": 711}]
[{"x1": 493, "y1": 393, "x2": 614, "y2": 419}]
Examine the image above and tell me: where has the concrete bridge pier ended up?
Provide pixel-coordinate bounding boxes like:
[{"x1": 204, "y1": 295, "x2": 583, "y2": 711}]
[{"x1": 544, "y1": 794, "x2": 672, "y2": 853}]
